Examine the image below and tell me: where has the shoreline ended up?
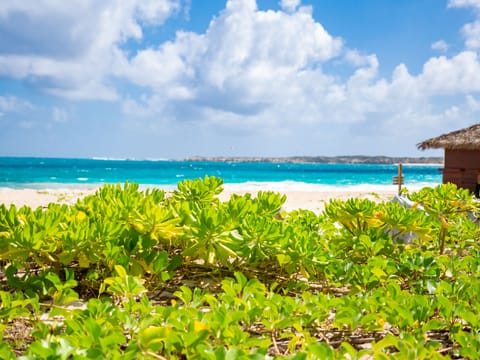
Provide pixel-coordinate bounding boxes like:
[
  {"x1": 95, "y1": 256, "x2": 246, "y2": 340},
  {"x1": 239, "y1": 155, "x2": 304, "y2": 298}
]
[
  {"x1": 0, "y1": 155, "x2": 444, "y2": 164},
  {"x1": 183, "y1": 155, "x2": 444, "y2": 164},
  {"x1": 0, "y1": 183, "x2": 428, "y2": 213}
]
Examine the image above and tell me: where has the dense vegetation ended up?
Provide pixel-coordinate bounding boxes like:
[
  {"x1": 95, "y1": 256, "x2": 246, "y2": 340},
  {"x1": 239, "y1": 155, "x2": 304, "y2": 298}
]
[{"x1": 0, "y1": 177, "x2": 479, "y2": 359}]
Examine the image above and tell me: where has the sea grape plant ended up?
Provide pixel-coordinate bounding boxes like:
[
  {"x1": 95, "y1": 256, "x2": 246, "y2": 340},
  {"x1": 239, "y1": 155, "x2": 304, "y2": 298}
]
[{"x1": 0, "y1": 178, "x2": 480, "y2": 358}]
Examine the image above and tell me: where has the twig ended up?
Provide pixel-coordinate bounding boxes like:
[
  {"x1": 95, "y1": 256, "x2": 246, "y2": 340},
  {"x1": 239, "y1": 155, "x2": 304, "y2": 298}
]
[
  {"x1": 271, "y1": 331, "x2": 280, "y2": 355},
  {"x1": 142, "y1": 351, "x2": 169, "y2": 360}
]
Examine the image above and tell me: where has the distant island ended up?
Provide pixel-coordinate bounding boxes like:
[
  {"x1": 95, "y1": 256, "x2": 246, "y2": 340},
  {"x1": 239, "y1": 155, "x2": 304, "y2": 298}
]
[{"x1": 184, "y1": 155, "x2": 443, "y2": 164}]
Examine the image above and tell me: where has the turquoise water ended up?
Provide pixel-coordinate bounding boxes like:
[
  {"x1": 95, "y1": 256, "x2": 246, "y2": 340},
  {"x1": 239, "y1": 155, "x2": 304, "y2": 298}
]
[{"x1": 0, "y1": 157, "x2": 442, "y2": 190}]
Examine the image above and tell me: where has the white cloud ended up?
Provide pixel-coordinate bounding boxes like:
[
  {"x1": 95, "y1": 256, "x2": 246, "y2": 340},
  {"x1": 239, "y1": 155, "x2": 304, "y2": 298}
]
[
  {"x1": 462, "y1": 20, "x2": 480, "y2": 48},
  {"x1": 280, "y1": 0, "x2": 301, "y2": 12},
  {"x1": 0, "y1": 0, "x2": 182, "y2": 100},
  {"x1": 344, "y1": 50, "x2": 376, "y2": 67},
  {"x1": 466, "y1": 94, "x2": 480, "y2": 111},
  {"x1": 52, "y1": 107, "x2": 68, "y2": 123},
  {"x1": 431, "y1": 40, "x2": 449, "y2": 52},
  {"x1": 448, "y1": 0, "x2": 480, "y2": 9},
  {"x1": 1, "y1": 0, "x2": 480, "y2": 153},
  {"x1": 419, "y1": 51, "x2": 480, "y2": 94},
  {"x1": 0, "y1": 95, "x2": 34, "y2": 117},
  {"x1": 120, "y1": 0, "x2": 343, "y2": 120},
  {"x1": 108, "y1": 0, "x2": 480, "y2": 147},
  {"x1": 0, "y1": 96, "x2": 18, "y2": 115},
  {"x1": 449, "y1": 0, "x2": 480, "y2": 49},
  {"x1": 119, "y1": 43, "x2": 193, "y2": 90},
  {"x1": 135, "y1": 0, "x2": 182, "y2": 25}
]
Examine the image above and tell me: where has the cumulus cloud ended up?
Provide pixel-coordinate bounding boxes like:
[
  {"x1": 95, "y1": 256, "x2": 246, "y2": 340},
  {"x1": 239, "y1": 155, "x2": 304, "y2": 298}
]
[
  {"x1": 462, "y1": 20, "x2": 480, "y2": 48},
  {"x1": 111, "y1": 0, "x2": 480, "y2": 144},
  {"x1": 448, "y1": 0, "x2": 480, "y2": 9},
  {"x1": 280, "y1": 0, "x2": 301, "y2": 12},
  {"x1": 2, "y1": 0, "x2": 480, "y2": 150},
  {"x1": 419, "y1": 52, "x2": 480, "y2": 94},
  {"x1": 431, "y1": 40, "x2": 449, "y2": 52},
  {"x1": 119, "y1": 0, "x2": 343, "y2": 125},
  {"x1": 0, "y1": 0, "x2": 182, "y2": 100},
  {"x1": 449, "y1": 0, "x2": 480, "y2": 49}
]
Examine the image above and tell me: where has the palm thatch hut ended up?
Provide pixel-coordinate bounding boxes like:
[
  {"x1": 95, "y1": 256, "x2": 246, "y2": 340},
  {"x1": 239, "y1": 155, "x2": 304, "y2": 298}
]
[{"x1": 417, "y1": 123, "x2": 480, "y2": 192}]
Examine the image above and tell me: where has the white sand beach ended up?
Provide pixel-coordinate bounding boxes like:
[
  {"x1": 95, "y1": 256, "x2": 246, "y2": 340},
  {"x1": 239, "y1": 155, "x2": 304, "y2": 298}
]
[
  {"x1": 0, "y1": 186, "x2": 405, "y2": 213},
  {"x1": 220, "y1": 187, "x2": 400, "y2": 213},
  {"x1": 0, "y1": 189, "x2": 96, "y2": 210}
]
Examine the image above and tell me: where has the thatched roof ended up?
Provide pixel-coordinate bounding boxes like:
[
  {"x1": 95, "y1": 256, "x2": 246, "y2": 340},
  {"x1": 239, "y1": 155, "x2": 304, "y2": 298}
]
[{"x1": 417, "y1": 124, "x2": 480, "y2": 150}]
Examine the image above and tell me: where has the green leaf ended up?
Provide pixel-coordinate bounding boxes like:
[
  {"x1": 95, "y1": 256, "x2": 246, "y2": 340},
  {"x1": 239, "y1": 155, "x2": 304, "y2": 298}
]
[
  {"x1": 114, "y1": 265, "x2": 127, "y2": 278},
  {"x1": 139, "y1": 326, "x2": 170, "y2": 352}
]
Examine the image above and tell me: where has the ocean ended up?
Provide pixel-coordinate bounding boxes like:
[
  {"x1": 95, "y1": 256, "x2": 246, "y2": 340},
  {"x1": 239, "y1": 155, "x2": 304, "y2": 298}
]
[{"x1": 0, "y1": 157, "x2": 442, "y2": 192}]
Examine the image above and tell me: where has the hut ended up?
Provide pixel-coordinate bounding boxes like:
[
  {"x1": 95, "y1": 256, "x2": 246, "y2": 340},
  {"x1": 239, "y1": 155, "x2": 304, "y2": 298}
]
[{"x1": 417, "y1": 123, "x2": 480, "y2": 193}]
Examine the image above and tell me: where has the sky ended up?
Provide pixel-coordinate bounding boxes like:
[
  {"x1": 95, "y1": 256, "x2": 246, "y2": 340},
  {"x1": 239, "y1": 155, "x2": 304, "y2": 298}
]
[{"x1": 1, "y1": 0, "x2": 480, "y2": 159}]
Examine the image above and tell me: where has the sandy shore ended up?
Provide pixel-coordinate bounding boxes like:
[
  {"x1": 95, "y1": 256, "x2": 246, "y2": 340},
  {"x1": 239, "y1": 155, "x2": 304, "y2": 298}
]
[
  {"x1": 0, "y1": 186, "x2": 403, "y2": 213},
  {"x1": 221, "y1": 187, "x2": 400, "y2": 213},
  {"x1": 0, "y1": 189, "x2": 96, "y2": 210}
]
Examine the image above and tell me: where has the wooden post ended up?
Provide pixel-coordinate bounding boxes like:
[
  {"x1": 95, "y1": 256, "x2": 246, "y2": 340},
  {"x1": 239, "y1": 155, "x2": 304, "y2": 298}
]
[
  {"x1": 392, "y1": 163, "x2": 404, "y2": 194},
  {"x1": 397, "y1": 163, "x2": 403, "y2": 194}
]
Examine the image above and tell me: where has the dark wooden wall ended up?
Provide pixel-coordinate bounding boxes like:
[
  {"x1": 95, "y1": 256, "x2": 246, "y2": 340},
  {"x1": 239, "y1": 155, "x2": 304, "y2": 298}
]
[{"x1": 442, "y1": 149, "x2": 480, "y2": 192}]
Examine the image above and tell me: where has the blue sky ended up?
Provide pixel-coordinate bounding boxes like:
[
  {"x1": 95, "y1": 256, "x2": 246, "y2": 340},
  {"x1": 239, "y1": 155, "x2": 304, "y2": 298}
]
[{"x1": 1, "y1": 0, "x2": 480, "y2": 159}]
